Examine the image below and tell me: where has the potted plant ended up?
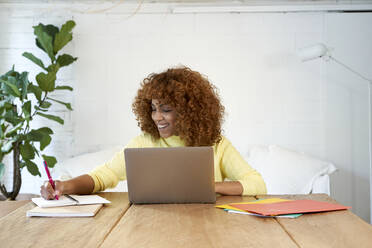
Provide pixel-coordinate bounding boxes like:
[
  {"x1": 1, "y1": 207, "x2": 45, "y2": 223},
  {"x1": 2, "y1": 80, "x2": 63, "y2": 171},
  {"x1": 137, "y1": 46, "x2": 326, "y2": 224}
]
[{"x1": 0, "y1": 20, "x2": 77, "y2": 200}]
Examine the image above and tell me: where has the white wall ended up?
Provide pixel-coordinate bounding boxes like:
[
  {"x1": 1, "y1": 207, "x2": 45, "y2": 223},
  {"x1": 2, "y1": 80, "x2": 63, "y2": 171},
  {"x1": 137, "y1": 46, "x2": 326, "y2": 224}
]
[{"x1": 0, "y1": 2, "x2": 370, "y2": 222}]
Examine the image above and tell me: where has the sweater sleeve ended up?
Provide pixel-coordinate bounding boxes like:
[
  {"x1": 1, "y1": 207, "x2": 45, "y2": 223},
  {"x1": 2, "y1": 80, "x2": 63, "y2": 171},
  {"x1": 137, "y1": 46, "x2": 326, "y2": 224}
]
[
  {"x1": 218, "y1": 137, "x2": 267, "y2": 196},
  {"x1": 88, "y1": 135, "x2": 144, "y2": 193}
]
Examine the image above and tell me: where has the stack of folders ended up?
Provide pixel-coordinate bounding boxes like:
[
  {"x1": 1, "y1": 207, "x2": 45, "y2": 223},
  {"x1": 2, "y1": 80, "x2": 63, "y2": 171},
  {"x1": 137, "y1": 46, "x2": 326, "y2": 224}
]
[
  {"x1": 215, "y1": 198, "x2": 351, "y2": 218},
  {"x1": 27, "y1": 195, "x2": 111, "y2": 218}
]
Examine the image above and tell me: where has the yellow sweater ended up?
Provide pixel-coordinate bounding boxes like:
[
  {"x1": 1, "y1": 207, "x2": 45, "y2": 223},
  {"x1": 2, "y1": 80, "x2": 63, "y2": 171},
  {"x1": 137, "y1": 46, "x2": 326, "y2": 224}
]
[{"x1": 88, "y1": 133, "x2": 267, "y2": 195}]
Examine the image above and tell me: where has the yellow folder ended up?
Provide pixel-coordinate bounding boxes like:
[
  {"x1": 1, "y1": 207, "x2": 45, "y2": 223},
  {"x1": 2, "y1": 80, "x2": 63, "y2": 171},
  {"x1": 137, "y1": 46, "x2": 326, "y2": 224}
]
[{"x1": 215, "y1": 198, "x2": 291, "y2": 212}]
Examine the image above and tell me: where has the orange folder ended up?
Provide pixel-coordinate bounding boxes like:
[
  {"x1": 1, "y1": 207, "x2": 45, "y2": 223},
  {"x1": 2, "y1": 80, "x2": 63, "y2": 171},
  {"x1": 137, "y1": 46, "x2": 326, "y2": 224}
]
[{"x1": 231, "y1": 199, "x2": 351, "y2": 216}]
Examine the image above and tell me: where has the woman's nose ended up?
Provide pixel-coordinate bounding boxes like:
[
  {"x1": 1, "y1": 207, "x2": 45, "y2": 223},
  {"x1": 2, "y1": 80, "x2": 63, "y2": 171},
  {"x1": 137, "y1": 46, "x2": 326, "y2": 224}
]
[{"x1": 153, "y1": 111, "x2": 164, "y2": 121}]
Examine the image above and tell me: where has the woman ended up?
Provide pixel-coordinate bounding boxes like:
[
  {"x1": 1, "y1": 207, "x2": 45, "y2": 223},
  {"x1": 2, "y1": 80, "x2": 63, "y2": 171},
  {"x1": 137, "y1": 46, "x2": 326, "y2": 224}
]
[{"x1": 40, "y1": 67, "x2": 267, "y2": 199}]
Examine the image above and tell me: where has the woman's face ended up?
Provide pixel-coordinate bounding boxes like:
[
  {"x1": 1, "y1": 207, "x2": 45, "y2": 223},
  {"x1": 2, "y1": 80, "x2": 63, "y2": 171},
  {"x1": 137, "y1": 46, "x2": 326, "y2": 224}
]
[{"x1": 151, "y1": 99, "x2": 177, "y2": 138}]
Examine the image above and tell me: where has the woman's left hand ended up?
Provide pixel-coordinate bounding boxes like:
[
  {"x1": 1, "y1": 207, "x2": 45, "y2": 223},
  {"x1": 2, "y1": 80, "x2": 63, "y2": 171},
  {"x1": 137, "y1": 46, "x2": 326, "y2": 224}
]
[{"x1": 215, "y1": 181, "x2": 243, "y2": 196}]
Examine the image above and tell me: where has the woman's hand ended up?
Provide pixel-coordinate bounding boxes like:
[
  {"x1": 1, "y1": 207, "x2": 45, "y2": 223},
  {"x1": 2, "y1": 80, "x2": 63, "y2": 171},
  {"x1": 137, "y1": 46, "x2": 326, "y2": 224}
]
[
  {"x1": 40, "y1": 180, "x2": 65, "y2": 200},
  {"x1": 40, "y1": 175, "x2": 95, "y2": 200},
  {"x1": 215, "y1": 181, "x2": 243, "y2": 196}
]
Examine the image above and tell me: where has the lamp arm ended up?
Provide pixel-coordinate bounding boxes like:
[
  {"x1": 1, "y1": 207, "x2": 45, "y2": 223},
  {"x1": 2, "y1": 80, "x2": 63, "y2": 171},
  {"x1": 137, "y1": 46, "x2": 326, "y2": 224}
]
[{"x1": 329, "y1": 56, "x2": 372, "y2": 85}]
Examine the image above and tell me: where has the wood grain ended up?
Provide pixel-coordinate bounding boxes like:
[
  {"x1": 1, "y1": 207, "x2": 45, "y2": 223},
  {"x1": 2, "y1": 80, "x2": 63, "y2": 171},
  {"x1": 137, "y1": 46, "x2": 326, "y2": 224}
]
[
  {"x1": 100, "y1": 195, "x2": 298, "y2": 248},
  {"x1": 0, "y1": 200, "x2": 29, "y2": 219},
  {"x1": 0, "y1": 192, "x2": 130, "y2": 248},
  {"x1": 256, "y1": 194, "x2": 372, "y2": 248}
]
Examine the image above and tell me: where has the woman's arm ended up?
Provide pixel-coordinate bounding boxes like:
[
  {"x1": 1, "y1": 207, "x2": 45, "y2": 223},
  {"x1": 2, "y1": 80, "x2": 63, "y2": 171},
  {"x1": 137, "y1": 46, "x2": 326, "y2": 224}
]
[
  {"x1": 215, "y1": 181, "x2": 243, "y2": 195},
  {"x1": 218, "y1": 137, "x2": 267, "y2": 196},
  {"x1": 40, "y1": 174, "x2": 95, "y2": 200}
]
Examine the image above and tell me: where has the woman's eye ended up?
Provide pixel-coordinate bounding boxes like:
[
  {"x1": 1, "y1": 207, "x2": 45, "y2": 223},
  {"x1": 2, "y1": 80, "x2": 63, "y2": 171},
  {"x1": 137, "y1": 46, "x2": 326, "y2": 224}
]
[{"x1": 163, "y1": 109, "x2": 172, "y2": 113}]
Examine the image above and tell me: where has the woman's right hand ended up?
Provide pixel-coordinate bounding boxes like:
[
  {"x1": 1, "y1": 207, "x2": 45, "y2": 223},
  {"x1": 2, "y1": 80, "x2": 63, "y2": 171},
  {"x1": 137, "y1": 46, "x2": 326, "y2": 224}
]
[{"x1": 40, "y1": 180, "x2": 65, "y2": 200}]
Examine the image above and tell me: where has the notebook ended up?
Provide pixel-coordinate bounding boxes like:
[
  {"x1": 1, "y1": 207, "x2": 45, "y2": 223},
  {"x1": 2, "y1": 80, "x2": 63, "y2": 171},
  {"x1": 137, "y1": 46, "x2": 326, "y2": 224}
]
[
  {"x1": 27, "y1": 204, "x2": 103, "y2": 217},
  {"x1": 231, "y1": 199, "x2": 351, "y2": 216},
  {"x1": 32, "y1": 195, "x2": 111, "y2": 208}
]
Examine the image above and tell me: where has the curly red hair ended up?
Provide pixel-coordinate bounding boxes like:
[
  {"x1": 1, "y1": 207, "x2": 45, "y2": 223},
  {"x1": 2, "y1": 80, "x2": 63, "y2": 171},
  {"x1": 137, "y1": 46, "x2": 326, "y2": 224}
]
[{"x1": 132, "y1": 66, "x2": 225, "y2": 146}]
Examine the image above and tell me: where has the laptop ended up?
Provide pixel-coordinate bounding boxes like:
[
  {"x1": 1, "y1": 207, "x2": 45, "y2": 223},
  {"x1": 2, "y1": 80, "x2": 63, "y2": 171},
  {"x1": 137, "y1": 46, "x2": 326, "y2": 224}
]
[{"x1": 124, "y1": 147, "x2": 216, "y2": 204}]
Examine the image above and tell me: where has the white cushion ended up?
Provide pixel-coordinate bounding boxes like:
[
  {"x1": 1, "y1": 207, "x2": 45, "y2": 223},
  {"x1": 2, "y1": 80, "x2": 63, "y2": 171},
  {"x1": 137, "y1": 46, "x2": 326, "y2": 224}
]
[
  {"x1": 311, "y1": 174, "x2": 331, "y2": 195},
  {"x1": 246, "y1": 145, "x2": 336, "y2": 194},
  {"x1": 55, "y1": 146, "x2": 128, "y2": 192}
]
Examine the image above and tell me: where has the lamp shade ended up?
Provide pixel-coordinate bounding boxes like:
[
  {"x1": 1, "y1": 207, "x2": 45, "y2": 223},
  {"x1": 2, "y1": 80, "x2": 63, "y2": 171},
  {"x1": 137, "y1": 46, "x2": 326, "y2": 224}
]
[{"x1": 298, "y1": 43, "x2": 329, "y2": 62}]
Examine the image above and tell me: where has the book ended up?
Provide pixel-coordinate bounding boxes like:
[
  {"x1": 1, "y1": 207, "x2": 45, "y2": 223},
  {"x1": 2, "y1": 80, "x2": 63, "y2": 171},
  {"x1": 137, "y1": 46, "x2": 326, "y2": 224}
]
[
  {"x1": 31, "y1": 194, "x2": 111, "y2": 208},
  {"x1": 27, "y1": 204, "x2": 103, "y2": 217},
  {"x1": 231, "y1": 199, "x2": 351, "y2": 216}
]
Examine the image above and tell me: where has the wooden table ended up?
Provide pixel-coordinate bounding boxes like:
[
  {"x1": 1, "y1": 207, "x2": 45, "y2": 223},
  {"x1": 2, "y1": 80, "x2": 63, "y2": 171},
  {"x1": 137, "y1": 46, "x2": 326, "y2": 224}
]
[{"x1": 0, "y1": 193, "x2": 371, "y2": 248}]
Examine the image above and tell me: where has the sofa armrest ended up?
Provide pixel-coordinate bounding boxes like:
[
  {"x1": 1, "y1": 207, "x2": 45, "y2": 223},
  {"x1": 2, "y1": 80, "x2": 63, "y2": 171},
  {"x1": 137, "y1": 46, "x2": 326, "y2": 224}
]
[{"x1": 311, "y1": 174, "x2": 331, "y2": 195}]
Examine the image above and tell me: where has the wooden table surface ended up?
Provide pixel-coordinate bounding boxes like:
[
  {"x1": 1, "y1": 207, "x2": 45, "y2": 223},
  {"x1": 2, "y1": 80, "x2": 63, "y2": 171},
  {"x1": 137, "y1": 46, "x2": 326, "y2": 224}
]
[{"x1": 0, "y1": 193, "x2": 371, "y2": 248}]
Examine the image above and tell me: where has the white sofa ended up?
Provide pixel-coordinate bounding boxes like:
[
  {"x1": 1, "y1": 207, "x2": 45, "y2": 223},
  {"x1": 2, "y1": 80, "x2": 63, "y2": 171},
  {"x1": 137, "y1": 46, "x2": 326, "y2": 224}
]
[{"x1": 56, "y1": 145, "x2": 336, "y2": 194}]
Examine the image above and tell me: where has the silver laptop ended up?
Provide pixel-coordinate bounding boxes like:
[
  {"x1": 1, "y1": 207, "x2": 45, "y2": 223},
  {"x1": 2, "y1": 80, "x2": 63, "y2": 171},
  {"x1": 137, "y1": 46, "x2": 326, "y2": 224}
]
[{"x1": 124, "y1": 147, "x2": 216, "y2": 204}]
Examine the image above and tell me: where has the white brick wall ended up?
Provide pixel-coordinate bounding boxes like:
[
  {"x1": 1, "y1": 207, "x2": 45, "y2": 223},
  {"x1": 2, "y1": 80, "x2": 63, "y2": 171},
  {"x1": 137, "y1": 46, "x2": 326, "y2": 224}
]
[{"x1": 0, "y1": 2, "x2": 371, "y2": 222}]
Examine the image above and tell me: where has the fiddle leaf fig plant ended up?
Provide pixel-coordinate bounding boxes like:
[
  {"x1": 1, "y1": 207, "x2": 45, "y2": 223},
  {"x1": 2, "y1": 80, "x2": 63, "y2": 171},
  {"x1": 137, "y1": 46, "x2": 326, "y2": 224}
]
[{"x1": 0, "y1": 20, "x2": 77, "y2": 200}]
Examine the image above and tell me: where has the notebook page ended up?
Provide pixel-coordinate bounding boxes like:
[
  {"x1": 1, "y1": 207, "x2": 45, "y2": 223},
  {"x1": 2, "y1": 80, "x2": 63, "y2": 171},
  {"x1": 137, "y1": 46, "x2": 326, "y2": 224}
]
[
  {"x1": 32, "y1": 195, "x2": 110, "y2": 208},
  {"x1": 69, "y1": 195, "x2": 111, "y2": 205},
  {"x1": 32, "y1": 196, "x2": 77, "y2": 208}
]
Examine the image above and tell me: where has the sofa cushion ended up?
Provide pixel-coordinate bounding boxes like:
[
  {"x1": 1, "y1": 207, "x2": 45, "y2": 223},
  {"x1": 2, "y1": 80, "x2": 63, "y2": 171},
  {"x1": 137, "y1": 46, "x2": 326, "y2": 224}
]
[{"x1": 246, "y1": 145, "x2": 336, "y2": 194}]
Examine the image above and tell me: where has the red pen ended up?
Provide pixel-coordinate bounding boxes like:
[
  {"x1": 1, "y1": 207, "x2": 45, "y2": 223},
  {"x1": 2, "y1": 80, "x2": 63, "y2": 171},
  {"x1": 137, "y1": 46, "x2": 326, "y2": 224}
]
[{"x1": 43, "y1": 160, "x2": 59, "y2": 200}]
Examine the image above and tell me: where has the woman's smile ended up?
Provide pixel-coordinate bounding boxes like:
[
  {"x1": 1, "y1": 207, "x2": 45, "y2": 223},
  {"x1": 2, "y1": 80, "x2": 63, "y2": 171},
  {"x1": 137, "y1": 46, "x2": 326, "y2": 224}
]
[{"x1": 151, "y1": 99, "x2": 177, "y2": 138}]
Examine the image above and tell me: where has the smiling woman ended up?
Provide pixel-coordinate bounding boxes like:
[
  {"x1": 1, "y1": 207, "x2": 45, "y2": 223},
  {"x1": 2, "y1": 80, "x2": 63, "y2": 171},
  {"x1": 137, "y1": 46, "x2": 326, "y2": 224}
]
[{"x1": 40, "y1": 66, "x2": 267, "y2": 199}]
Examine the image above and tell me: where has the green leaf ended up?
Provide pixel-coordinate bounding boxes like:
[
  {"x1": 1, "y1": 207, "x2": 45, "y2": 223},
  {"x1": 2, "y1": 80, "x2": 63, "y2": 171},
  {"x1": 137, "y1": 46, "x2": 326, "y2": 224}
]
[
  {"x1": 40, "y1": 133, "x2": 51, "y2": 151},
  {"x1": 42, "y1": 24, "x2": 59, "y2": 41},
  {"x1": 47, "y1": 63, "x2": 60, "y2": 74},
  {"x1": 56, "y1": 54, "x2": 77, "y2": 67},
  {"x1": 47, "y1": 97, "x2": 72, "y2": 110},
  {"x1": 0, "y1": 100, "x2": 13, "y2": 110},
  {"x1": 35, "y1": 24, "x2": 59, "y2": 52},
  {"x1": 34, "y1": 106, "x2": 48, "y2": 112},
  {"x1": 36, "y1": 71, "x2": 56, "y2": 92},
  {"x1": 26, "y1": 127, "x2": 53, "y2": 141},
  {"x1": 0, "y1": 78, "x2": 21, "y2": 97},
  {"x1": 33, "y1": 24, "x2": 55, "y2": 61},
  {"x1": 42, "y1": 155, "x2": 57, "y2": 168},
  {"x1": 0, "y1": 123, "x2": 3, "y2": 139},
  {"x1": 36, "y1": 112, "x2": 64, "y2": 124},
  {"x1": 22, "y1": 52, "x2": 46, "y2": 71},
  {"x1": 19, "y1": 161, "x2": 26, "y2": 169},
  {"x1": 39, "y1": 127, "x2": 53, "y2": 135},
  {"x1": 5, "y1": 122, "x2": 23, "y2": 137},
  {"x1": 55, "y1": 85, "x2": 73, "y2": 91},
  {"x1": 54, "y1": 20, "x2": 75, "y2": 54},
  {"x1": 37, "y1": 128, "x2": 53, "y2": 150},
  {"x1": 4, "y1": 110, "x2": 21, "y2": 126},
  {"x1": 28, "y1": 84, "x2": 42, "y2": 101},
  {"x1": 20, "y1": 142, "x2": 35, "y2": 160},
  {"x1": 40, "y1": 101, "x2": 52, "y2": 109},
  {"x1": 0, "y1": 162, "x2": 4, "y2": 180},
  {"x1": 26, "y1": 129, "x2": 42, "y2": 141},
  {"x1": 20, "y1": 72, "x2": 29, "y2": 100},
  {"x1": 25, "y1": 159, "x2": 41, "y2": 177},
  {"x1": 22, "y1": 100, "x2": 31, "y2": 120}
]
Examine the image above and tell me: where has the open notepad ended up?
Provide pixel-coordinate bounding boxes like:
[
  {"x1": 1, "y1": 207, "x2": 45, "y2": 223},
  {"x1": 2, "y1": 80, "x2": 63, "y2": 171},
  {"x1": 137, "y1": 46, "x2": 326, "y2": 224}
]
[
  {"x1": 31, "y1": 195, "x2": 111, "y2": 208},
  {"x1": 27, "y1": 195, "x2": 111, "y2": 217}
]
